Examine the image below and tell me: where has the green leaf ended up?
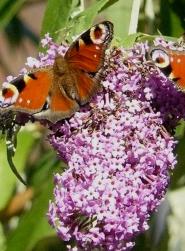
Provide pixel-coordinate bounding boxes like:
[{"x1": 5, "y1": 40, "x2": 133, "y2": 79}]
[
  {"x1": 0, "y1": 223, "x2": 6, "y2": 251},
  {"x1": 159, "y1": 0, "x2": 184, "y2": 37},
  {"x1": 68, "y1": 0, "x2": 116, "y2": 40},
  {"x1": 30, "y1": 236, "x2": 66, "y2": 251},
  {"x1": 30, "y1": 149, "x2": 66, "y2": 187},
  {"x1": 0, "y1": 0, "x2": 26, "y2": 29},
  {"x1": 5, "y1": 159, "x2": 61, "y2": 251},
  {"x1": 41, "y1": 0, "x2": 119, "y2": 44},
  {"x1": 40, "y1": 0, "x2": 74, "y2": 41},
  {"x1": 102, "y1": 1, "x2": 133, "y2": 40},
  {"x1": 99, "y1": 0, "x2": 119, "y2": 12},
  {"x1": 0, "y1": 127, "x2": 36, "y2": 210},
  {"x1": 120, "y1": 32, "x2": 143, "y2": 47}
]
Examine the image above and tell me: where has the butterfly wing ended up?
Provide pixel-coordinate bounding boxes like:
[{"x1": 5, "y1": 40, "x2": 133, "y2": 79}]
[
  {"x1": 149, "y1": 46, "x2": 185, "y2": 91},
  {"x1": 63, "y1": 21, "x2": 113, "y2": 104},
  {"x1": 34, "y1": 83, "x2": 79, "y2": 122},
  {"x1": 73, "y1": 70, "x2": 100, "y2": 105},
  {"x1": 65, "y1": 21, "x2": 113, "y2": 72},
  {"x1": 168, "y1": 50, "x2": 185, "y2": 90},
  {"x1": 0, "y1": 70, "x2": 52, "y2": 114}
]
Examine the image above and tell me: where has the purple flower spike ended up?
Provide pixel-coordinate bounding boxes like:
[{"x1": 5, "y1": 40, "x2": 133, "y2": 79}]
[
  {"x1": 47, "y1": 41, "x2": 177, "y2": 250},
  {"x1": 0, "y1": 33, "x2": 180, "y2": 250}
]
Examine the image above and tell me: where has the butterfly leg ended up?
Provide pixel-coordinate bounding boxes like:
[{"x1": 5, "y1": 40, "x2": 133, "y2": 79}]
[{"x1": 6, "y1": 123, "x2": 27, "y2": 185}]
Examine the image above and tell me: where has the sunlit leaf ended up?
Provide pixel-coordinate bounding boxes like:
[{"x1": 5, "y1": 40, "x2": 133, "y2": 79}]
[
  {"x1": 40, "y1": 0, "x2": 74, "y2": 41},
  {"x1": 69, "y1": 0, "x2": 117, "y2": 39},
  {"x1": 0, "y1": 223, "x2": 6, "y2": 251},
  {"x1": 102, "y1": 1, "x2": 133, "y2": 39}
]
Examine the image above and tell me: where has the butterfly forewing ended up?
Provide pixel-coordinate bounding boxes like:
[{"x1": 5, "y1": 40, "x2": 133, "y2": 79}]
[
  {"x1": 1, "y1": 70, "x2": 52, "y2": 114},
  {"x1": 168, "y1": 51, "x2": 185, "y2": 90},
  {"x1": 65, "y1": 21, "x2": 113, "y2": 72},
  {"x1": 150, "y1": 46, "x2": 185, "y2": 91},
  {"x1": 59, "y1": 21, "x2": 113, "y2": 107}
]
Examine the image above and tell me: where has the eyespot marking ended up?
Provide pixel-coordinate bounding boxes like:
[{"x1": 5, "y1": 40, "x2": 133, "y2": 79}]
[
  {"x1": 90, "y1": 24, "x2": 107, "y2": 44},
  {"x1": 150, "y1": 48, "x2": 170, "y2": 69},
  {"x1": 1, "y1": 83, "x2": 19, "y2": 104}
]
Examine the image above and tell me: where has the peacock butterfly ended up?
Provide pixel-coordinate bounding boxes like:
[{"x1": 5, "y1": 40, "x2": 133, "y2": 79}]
[
  {"x1": 0, "y1": 21, "x2": 114, "y2": 123},
  {"x1": 0, "y1": 21, "x2": 113, "y2": 185},
  {"x1": 149, "y1": 46, "x2": 185, "y2": 91}
]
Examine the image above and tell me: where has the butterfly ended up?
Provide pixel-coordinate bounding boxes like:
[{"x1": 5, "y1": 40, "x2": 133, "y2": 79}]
[
  {"x1": 0, "y1": 21, "x2": 114, "y2": 123},
  {"x1": 149, "y1": 46, "x2": 185, "y2": 91},
  {"x1": 0, "y1": 21, "x2": 113, "y2": 185}
]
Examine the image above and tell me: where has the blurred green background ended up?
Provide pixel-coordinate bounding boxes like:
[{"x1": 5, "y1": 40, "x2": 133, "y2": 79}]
[{"x1": 0, "y1": 0, "x2": 185, "y2": 250}]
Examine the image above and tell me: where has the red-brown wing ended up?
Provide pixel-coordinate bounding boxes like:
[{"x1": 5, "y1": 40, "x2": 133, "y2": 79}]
[
  {"x1": 169, "y1": 52, "x2": 185, "y2": 90},
  {"x1": 149, "y1": 46, "x2": 185, "y2": 91},
  {"x1": 34, "y1": 84, "x2": 79, "y2": 123},
  {"x1": 0, "y1": 70, "x2": 52, "y2": 114},
  {"x1": 65, "y1": 21, "x2": 113, "y2": 73},
  {"x1": 50, "y1": 84, "x2": 79, "y2": 115},
  {"x1": 75, "y1": 70, "x2": 100, "y2": 105}
]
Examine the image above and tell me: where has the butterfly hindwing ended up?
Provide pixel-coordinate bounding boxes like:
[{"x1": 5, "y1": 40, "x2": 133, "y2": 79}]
[
  {"x1": 34, "y1": 83, "x2": 79, "y2": 122},
  {"x1": 75, "y1": 70, "x2": 100, "y2": 105},
  {"x1": 65, "y1": 21, "x2": 113, "y2": 73}
]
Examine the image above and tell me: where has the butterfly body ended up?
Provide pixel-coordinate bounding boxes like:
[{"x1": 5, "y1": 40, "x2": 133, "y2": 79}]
[
  {"x1": 0, "y1": 21, "x2": 113, "y2": 123},
  {"x1": 149, "y1": 46, "x2": 185, "y2": 91}
]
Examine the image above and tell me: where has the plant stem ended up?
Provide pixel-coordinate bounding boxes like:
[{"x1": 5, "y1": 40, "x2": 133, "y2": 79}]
[{"x1": 128, "y1": 0, "x2": 141, "y2": 34}]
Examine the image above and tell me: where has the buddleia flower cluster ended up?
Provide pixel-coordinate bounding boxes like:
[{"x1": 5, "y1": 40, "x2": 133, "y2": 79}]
[{"x1": 36, "y1": 35, "x2": 180, "y2": 250}]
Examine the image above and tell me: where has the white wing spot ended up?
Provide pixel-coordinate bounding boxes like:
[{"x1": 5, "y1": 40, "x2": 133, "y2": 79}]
[
  {"x1": 96, "y1": 46, "x2": 100, "y2": 50},
  {"x1": 94, "y1": 54, "x2": 97, "y2": 58},
  {"x1": 177, "y1": 58, "x2": 181, "y2": 63},
  {"x1": 27, "y1": 99, "x2": 31, "y2": 104},
  {"x1": 19, "y1": 98, "x2": 23, "y2": 103},
  {"x1": 170, "y1": 57, "x2": 174, "y2": 62}
]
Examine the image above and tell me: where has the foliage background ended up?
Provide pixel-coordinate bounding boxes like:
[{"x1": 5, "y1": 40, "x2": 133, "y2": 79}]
[{"x1": 0, "y1": 0, "x2": 185, "y2": 250}]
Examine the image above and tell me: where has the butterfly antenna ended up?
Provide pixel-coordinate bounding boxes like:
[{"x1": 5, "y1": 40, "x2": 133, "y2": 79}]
[{"x1": 6, "y1": 124, "x2": 27, "y2": 186}]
